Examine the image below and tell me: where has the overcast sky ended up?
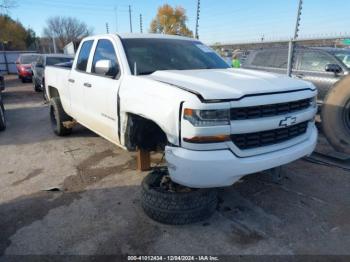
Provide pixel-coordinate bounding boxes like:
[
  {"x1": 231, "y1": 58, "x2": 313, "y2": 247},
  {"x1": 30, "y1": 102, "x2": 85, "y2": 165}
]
[{"x1": 6, "y1": 0, "x2": 350, "y2": 44}]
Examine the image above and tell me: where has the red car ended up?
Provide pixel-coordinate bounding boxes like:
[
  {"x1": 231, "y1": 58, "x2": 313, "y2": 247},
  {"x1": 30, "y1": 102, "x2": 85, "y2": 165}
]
[{"x1": 16, "y1": 54, "x2": 40, "y2": 83}]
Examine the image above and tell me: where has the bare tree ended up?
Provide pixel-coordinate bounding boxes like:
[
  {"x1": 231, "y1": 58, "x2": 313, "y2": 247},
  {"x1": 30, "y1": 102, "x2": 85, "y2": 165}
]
[
  {"x1": 0, "y1": 0, "x2": 17, "y2": 12},
  {"x1": 43, "y1": 16, "x2": 93, "y2": 51}
]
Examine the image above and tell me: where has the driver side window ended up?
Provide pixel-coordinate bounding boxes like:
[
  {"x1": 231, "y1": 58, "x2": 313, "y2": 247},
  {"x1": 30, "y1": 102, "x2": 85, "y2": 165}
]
[
  {"x1": 300, "y1": 51, "x2": 336, "y2": 72},
  {"x1": 92, "y1": 39, "x2": 119, "y2": 77}
]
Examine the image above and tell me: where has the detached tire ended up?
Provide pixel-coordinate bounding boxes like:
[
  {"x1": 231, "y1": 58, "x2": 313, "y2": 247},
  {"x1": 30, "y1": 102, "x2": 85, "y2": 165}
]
[
  {"x1": 321, "y1": 76, "x2": 350, "y2": 154},
  {"x1": 141, "y1": 168, "x2": 218, "y2": 225},
  {"x1": 50, "y1": 97, "x2": 72, "y2": 136},
  {"x1": 0, "y1": 98, "x2": 6, "y2": 131}
]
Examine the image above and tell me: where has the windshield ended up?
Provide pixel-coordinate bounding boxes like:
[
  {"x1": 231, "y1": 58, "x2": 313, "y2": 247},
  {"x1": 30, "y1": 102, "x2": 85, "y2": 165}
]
[
  {"x1": 334, "y1": 51, "x2": 350, "y2": 68},
  {"x1": 121, "y1": 38, "x2": 229, "y2": 75},
  {"x1": 20, "y1": 54, "x2": 39, "y2": 64},
  {"x1": 47, "y1": 57, "x2": 73, "y2": 66}
]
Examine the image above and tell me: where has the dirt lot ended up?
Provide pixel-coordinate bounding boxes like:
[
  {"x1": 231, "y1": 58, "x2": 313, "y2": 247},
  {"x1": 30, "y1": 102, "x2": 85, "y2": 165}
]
[{"x1": 0, "y1": 75, "x2": 350, "y2": 257}]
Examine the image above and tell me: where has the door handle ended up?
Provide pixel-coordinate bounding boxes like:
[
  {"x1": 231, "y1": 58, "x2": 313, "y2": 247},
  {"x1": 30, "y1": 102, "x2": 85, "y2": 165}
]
[
  {"x1": 68, "y1": 79, "x2": 75, "y2": 83},
  {"x1": 84, "y1": 82, "x2": 92, "y2": 88}
]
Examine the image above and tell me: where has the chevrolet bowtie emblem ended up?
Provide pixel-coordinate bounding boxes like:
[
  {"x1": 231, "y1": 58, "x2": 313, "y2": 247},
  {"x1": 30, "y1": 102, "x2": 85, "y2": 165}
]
[{"x1": 279, "y1": 116, "x2": 297, "y2": 127}]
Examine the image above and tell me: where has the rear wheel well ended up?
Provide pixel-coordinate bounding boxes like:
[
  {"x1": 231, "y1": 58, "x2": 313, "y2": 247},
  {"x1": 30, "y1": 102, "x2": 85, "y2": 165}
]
[{"x1": 125, "y1": 114, "x2": 168, "y2": 151}]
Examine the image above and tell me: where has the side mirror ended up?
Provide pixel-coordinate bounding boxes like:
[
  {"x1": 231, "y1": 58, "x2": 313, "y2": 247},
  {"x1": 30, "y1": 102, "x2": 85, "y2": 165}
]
[
  {"x1": 95, "y1": 59, "x2": 119, "y2": 77},
  {"x1": 325, "y1": 64, "x2": 342, "y2": 74}
]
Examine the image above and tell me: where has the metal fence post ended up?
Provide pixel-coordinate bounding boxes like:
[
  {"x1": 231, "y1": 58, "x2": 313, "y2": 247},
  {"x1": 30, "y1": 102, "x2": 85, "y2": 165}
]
[
  {"x1": 287, "y1": 0, "x2": 303, "y2": 77},
  {"x1": 287, "y1": 39, "x2": 294, "y2": 77}
]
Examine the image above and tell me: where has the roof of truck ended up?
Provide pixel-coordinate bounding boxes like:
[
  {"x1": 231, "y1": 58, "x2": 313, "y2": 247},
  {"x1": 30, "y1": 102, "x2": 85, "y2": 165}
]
[{"x1": 117, "y1": 33, "x2": 196, "y2": 41}]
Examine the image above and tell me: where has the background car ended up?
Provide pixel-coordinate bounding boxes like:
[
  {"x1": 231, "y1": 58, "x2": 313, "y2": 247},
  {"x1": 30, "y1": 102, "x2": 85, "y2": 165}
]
[
  {"x1": 243, "y1": 47, "x2": 350, "y2": 153},
  {"x1": 32, "y1": 54, "x2": 73, "y2": 93},
  {"x1": 0, "y1": 90, "x2": 6, "y2": 131},
  {"x1": 0, "y1": 74, "x2": 4, "y2": 91},
  {"x1": 243, "y1": 47, "x2": 350, "y2": 101},
  {"x1": 16, "y1": 54, "x2": 40, "y2": 83}
]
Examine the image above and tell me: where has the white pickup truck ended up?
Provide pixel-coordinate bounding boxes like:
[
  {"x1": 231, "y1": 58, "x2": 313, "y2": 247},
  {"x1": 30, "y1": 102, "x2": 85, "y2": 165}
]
[{"x1": 46, "y1": 34, "x2": 318, "y2": 189}]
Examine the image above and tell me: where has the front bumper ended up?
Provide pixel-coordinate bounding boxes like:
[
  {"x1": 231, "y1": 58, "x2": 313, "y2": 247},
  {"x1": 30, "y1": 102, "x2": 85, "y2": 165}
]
[{"x1": 165, "y1": 124, "x2": 318, "y2": 188}]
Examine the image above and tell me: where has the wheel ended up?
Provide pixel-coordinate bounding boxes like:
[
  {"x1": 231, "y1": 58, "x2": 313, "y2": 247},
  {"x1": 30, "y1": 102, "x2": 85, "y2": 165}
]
[
  {"x1": 141, "y1": 167, "x2": 218, "y2": 225},
  {"x1": 42, "y1": 79, "x2": 48, "y2": 102},
  {"x1": 33, "y1": 78, "x2": 41, "y2": 92},
  {"x1": 0, "y1": 98, "x2": 6, "y2": 131},
  {"x1": 21, "y1": 78, "x2": 26, "y2": 83},
  {"x1": 321, "y1": 75, "x2": 350, "y2": 154},
  {"x1": 50, "y1": 97, "x2": 72, "y2": 136}
]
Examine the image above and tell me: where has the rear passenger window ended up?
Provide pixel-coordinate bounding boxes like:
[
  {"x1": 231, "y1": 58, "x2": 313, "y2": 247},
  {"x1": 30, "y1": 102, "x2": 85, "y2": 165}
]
[
  {"x1": 251, "y1": 50, "x2": 296, "y2": 69},
  {"x1": 251, "y1": 51, "x2": 274, "y2": 67},
  {"x1": 76, "y1": 40, "x2": 94, "y2": 71},
  {"x1": 272, "y1": 51, "x2": 288, "y2": 68}
]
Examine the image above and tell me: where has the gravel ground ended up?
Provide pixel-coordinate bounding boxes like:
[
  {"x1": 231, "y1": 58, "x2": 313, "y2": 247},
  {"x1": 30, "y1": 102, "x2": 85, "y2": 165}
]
[{"x1": 0, "y1": 75, "x2": 349, "y2": 258}]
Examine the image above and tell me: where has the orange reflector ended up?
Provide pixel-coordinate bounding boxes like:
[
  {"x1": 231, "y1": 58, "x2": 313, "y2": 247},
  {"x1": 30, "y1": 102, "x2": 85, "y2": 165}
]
[
  {"x1": 183, "y1": 135, "x2": 230, "y2": 144},
  {"x1": 184, "y1": 108, "x2": 193, "y2": 116}
]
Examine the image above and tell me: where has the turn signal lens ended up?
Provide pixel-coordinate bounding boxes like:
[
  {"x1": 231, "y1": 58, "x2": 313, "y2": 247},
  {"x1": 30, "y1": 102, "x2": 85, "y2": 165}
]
[{"x1": 183, "y1": 135, "x2": 230, "y2": 144}]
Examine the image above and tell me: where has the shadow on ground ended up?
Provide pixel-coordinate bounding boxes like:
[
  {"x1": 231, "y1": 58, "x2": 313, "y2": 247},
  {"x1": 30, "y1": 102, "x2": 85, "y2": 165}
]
[
  {"x1": 1, "y1": 164, "x2": 350, "y2": 256},
  {"x1": 0, "y1": 106, "x2": 97, "y2": 146}
]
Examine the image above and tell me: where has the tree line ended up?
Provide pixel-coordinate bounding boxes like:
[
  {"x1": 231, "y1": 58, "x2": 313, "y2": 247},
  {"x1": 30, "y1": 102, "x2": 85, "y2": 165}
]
[{"x1": 0, "y1": 3, "x2": 193, "y2": 52}]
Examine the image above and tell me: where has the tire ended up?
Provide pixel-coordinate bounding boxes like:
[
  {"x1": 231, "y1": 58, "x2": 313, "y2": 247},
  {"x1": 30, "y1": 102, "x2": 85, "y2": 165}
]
[
  {"x1": 50, "y1": 97, "x2": 72, "y2": 136},
  {"x1": 321, "y1": 75, "x2": 350, "y2": 154},
  {"x1": 42, "y1": 79, "x2": 48, "y2": 102},
  {"x1": 0, "y1": 98, "x2": 6, "y2": 131},
  {"x1": 141, "y1": 167, "x2": 218, "y2": 225},
  {"x1": 21, "y1": 78, "x2": 26, "y2": 83},
  {"x1": 33, "y1": 79, "x2": 41, "y2": 92}
]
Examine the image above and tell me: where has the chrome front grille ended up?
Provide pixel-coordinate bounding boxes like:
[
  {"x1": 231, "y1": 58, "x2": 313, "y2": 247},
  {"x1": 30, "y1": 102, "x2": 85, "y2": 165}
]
[
  {"x1": 230, "y1": 98, "x2": 311, "y2": 120},
  {"x1": 231, "y1": 121, "x2": 308, "y2": 150}
]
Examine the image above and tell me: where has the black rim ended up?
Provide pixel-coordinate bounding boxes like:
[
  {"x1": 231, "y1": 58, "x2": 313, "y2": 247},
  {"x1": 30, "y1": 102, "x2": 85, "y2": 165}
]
[
  {"x1": 148, "y1": 170, "x2": 197, "y2": 194},
  {"x1": 344, "y1": 99, "x2": 350, "y2": 133}
]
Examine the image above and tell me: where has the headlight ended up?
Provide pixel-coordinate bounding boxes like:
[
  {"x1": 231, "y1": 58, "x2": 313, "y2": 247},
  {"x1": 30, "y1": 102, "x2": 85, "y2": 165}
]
[{"x1": 184, "y1": 108, "x2": 230, "y2": 126}]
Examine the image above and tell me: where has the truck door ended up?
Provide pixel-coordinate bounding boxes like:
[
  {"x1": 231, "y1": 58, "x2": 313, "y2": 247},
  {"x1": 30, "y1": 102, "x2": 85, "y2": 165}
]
[
  {"x1": 82, "y1": 38, "x2": 121, "y2": 143},
  {"x1": 294, "y1": 50, "x2": 343, "y2": 100},
  {"x1": 68, "y1": 40, "x2": 94, "y2": 123}
]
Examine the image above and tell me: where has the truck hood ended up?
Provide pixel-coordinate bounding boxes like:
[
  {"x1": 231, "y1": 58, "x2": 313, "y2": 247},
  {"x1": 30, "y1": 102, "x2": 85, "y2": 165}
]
[{"x1": 146, "y1": 69, "x2": 314, "y2": 101}]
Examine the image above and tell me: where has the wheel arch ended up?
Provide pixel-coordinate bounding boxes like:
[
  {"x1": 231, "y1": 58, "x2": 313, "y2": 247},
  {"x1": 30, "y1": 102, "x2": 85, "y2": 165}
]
[
  {"x1": 124, "y1": 113, "x2": 170, "y2": 151},
  {"x1": 47, "y1": 85, "x2": 60, "y2": 99}
]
